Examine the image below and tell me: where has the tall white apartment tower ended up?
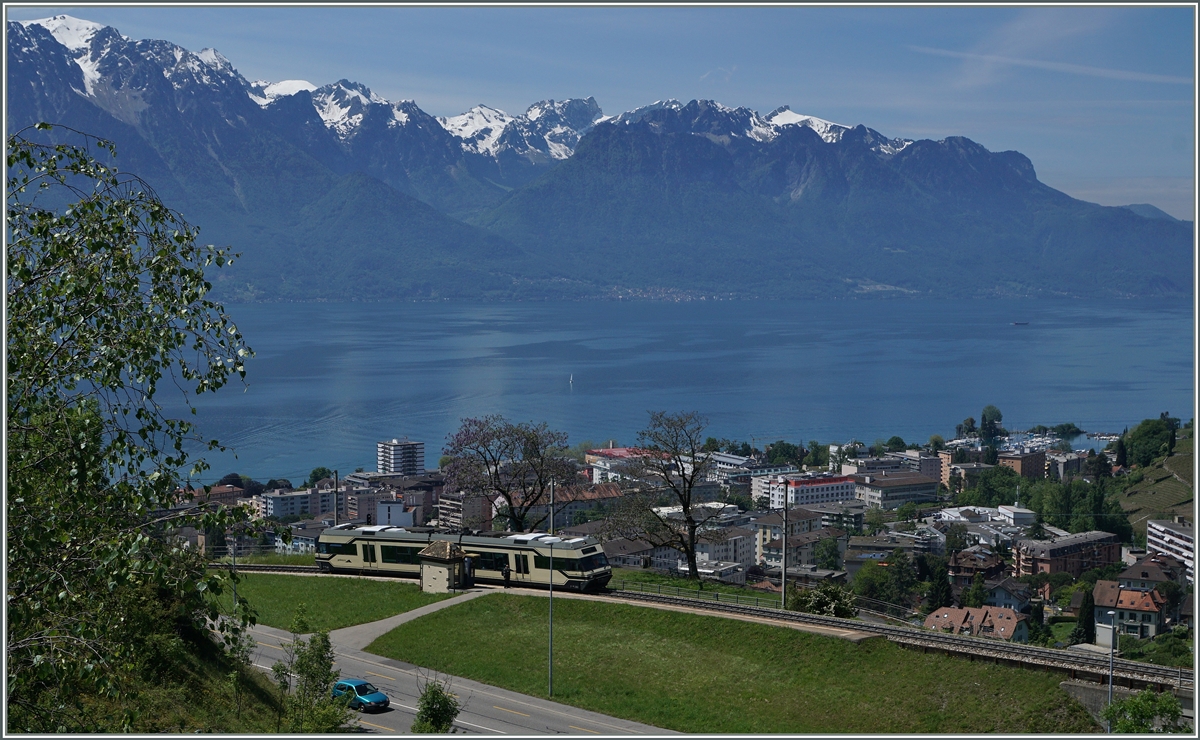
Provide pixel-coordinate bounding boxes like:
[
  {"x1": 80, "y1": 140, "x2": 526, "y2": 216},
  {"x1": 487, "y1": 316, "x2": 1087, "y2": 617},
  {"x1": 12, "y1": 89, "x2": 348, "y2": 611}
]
[{"x1": 377, "y1": 437, "x2": 425, "y2": 476}]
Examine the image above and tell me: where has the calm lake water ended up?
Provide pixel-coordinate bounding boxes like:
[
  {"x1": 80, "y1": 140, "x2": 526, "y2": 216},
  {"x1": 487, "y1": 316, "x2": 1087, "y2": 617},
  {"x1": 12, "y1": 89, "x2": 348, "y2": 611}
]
[{"x1": 175, "y1": 298, "x2": 1195, "y2": 484}]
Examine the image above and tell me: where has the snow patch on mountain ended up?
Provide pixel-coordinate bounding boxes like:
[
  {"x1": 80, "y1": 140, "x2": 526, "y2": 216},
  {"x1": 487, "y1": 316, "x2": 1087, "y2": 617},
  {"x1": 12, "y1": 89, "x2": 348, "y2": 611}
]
[
  {"x1": 438, "y1": 105, "x2": 515, "y2": 155},
  {"x1": 610, "y1": 99, "x2": 684, "y2": 125},
  {"x1": 437, "y1": 98, "x2": 603, "y2": 160},
  {"x1": 764, "y1": 106, "x2": 848, "y2": 143},
  {"x1": 310, "y1": 80, "x2": 387, "y2": 137},
  {"x1": 248, "y1": 79, "x2": 318, "y2": 106},
  {"x1": 20, "y1": 15, "x2": 109, "y2": 51}
]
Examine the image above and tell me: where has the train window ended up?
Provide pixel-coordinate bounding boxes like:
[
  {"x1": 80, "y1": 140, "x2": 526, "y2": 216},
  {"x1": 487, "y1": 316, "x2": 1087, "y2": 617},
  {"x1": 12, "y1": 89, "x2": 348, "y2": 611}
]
[
  {"x1": 361, "y1": 544, "x2": 376, "y2": 563},
  {"x1": 578, "y1": 553, "x2": 609, "y2": 572},
  {"x1": 581, "y1": 547, "x2": 596, "y2": 555},
  {"x1": 475, "y1": 552, "x2": 507, "y2": 571},
  {"x1": 380, "y1": 545, "x2": 421, "y2": 564},
  {"x1": 319, "y1": 541, "x2": 357, "y2": 556},
  {"x1": 534, "y1": 555, "x2": 556, "y2": 571}
]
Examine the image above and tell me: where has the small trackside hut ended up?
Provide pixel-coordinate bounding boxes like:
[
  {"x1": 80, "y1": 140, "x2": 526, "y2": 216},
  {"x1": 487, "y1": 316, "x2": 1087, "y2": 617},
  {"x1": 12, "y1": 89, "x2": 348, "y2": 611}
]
[{"x1": 418, "y1": 540, "x2": 469, "y2": 593}]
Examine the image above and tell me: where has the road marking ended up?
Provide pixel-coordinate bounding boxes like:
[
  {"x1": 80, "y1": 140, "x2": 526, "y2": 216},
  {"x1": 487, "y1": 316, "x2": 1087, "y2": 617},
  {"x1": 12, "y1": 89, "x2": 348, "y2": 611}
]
[
  {"x1": 326, "y1": 648, "x2": 639, "y2": 733},
  {"x1": 256, "y1": 641, "x2": 284, "y2": 650},
  {"x1": 456, "y1": 718, "x2": 506, "y2": 733},
  {"x1": 358, "y1": 719, "x2": 397, "y2": 733},
  {"x1": 493, "y1": 705, "x2": 531, "y2": 717},
  {"x1": 366, "y1": 670, "x2": 397, "y2": 681},
  {"x1": 569, "y1": 725, "x2": 600, "y2": 734}
]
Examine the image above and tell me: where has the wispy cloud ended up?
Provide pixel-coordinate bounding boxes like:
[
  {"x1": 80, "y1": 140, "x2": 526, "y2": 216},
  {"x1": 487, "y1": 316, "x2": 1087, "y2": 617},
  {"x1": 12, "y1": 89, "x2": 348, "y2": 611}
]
[
  {"x1": 700, "y1": 66, "x2": 736, "y2": 83},
  {"x1": 910, "y1": 46, "x2": 1192, "y2": 85}
]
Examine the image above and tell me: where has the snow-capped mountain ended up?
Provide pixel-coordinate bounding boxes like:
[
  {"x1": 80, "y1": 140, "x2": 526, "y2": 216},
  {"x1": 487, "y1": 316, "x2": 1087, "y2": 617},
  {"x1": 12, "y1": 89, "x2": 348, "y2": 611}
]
[
  {"x1": 438, "y1": 105, "x2": 515, "y2": 156},
  {"x1": 10, "y1": 15, "x2": 1189, "y2": 303}
]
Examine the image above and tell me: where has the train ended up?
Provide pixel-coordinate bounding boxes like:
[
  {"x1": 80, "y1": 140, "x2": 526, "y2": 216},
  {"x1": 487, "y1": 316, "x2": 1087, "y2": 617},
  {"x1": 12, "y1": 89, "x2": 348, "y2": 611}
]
[{"x1": 315, "y1": 524, "x2": 613, "y2": 592}]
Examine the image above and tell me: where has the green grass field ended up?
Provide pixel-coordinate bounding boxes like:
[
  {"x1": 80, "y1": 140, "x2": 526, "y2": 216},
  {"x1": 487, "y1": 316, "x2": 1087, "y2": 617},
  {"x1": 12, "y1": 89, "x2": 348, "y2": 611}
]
[
  {"x1": 366, "y1": 593, "x2": 1098, "y2": 734},
  {"x1": 1049, "y1": 620, "x2": 1077, "y2": 646},
  {"x1": 222, "y1": 573, "x2": 452, "y2": 632},
  {"x1": 214, "y1": 552, "x2": 317, "y2": 566},
  {"x1": 608, "y1": 566, "x2": 775, "y2": 600}
]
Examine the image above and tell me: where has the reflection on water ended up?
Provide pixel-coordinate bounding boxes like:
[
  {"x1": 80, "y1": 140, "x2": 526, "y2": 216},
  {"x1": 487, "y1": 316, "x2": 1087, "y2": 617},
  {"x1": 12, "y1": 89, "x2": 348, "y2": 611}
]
[{"x1": 171, "y1": 298, "x2": 1193, "y2": 483}]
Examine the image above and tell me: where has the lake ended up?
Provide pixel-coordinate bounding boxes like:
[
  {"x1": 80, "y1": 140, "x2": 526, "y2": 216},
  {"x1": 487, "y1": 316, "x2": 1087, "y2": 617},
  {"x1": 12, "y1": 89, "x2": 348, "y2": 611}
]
[{"x1": 175, "y1": 298, "x2": 1194, "y2": 484}]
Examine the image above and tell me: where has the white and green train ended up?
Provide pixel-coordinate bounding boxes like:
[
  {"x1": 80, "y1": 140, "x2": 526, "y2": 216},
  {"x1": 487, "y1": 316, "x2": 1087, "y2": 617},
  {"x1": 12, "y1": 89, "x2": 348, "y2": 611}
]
[{"x1": 315, "y1": 524, "x2": 613, "y2": 592}]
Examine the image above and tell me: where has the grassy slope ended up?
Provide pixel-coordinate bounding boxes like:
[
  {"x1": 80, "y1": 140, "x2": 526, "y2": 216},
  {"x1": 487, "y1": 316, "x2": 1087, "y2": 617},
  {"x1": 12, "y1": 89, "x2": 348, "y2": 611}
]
[
  {"x1": 226, "y1": 573, "x2": 452, "y2": 632},
  {"x1": 608, "y1": 566, "x2": 777, "y2": 600},
  {"x1": 366, "y1": 593, "x2": 1098, "y2": 734},
  {"x1": 80, "y1": 630, "x2": 283, "y2": 733},
  {"x1": 1119, "y1": 430, "x2": 1194, "y2": 538}
]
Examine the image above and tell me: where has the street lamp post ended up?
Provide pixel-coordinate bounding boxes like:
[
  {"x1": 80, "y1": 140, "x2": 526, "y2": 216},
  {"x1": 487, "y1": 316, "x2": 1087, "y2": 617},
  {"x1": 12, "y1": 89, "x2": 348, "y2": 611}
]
[
  {"x1": 781, "y1": 488, "x2": 788, "y2": 610},
  {"x1": 548, "y1": 480, "x2": 554, "y2": 698},
  {"x1": 1107, "y1": 609, "x2": 1116, "y2": 733}
]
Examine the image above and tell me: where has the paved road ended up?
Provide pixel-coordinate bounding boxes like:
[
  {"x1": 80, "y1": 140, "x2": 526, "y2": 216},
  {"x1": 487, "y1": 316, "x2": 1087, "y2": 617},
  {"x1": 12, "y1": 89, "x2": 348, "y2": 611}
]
[{"x1": 247, "y1": 589, "x2": 674, "y2": 735}]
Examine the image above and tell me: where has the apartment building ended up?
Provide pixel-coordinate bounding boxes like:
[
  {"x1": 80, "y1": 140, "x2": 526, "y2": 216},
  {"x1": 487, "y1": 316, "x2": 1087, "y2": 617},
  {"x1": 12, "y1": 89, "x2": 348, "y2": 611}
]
[
  {"x1": 997, "y1": 449, "x2": 1046, "y2": 480},
  {"x1": 377, "y1": 437, "x2": 425, "y2": 476},
  {"x1": 1146, "y1": 518, "x2": 1194, "y2": 584},
  {"x1": 1011, "y1": 530, "x2": 1120, "y2": 578},
  {"x1": 853, "y1": 470, "x2": 939, "y2": 510},
  {"x1": 752, "y1": 473, "x2": 857, "y2": 509}
]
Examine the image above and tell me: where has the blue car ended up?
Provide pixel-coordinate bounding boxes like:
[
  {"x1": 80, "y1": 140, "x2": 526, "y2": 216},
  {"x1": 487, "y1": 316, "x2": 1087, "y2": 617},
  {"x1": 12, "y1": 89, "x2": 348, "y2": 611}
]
[{"x1": 332, "y1": 678, "x2": 390, "y2": 712}]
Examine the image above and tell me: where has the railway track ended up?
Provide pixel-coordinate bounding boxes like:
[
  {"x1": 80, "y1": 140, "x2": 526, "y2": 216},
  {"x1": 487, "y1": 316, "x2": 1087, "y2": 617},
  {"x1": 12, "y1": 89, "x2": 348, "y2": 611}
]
[
  {"x1": 209, "y1": 562, "x2": 318, "y2": 573},
  {"x1": 211, "y1": 562, "x2": 1192, "y2": 689},
  {"x1": 606, "y1": 590, "x2": 1194, "y2": 690}
]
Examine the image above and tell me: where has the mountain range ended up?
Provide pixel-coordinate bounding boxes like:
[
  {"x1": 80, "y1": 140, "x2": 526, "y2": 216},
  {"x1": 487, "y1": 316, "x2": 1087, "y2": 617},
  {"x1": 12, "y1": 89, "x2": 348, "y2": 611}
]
[{"x1": 8, "y1": 15, "x2": 1193, "y2": 301}]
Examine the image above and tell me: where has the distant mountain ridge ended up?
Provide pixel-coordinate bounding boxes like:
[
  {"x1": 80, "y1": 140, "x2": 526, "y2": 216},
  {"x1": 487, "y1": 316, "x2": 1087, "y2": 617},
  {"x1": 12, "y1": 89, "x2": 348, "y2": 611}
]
[{"x1": 8, "y1": 15, "x2": 1193, "y2": 301}]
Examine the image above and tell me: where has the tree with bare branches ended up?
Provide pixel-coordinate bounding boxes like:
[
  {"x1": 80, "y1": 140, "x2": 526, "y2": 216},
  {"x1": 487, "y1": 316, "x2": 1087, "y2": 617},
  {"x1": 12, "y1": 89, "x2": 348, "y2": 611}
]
[
  {"x1": 442, "y1": 415, "x2": 576, "y2": 532},
  {"x1": 607, "y1": 411, "x2": 724, "y2": 580}
]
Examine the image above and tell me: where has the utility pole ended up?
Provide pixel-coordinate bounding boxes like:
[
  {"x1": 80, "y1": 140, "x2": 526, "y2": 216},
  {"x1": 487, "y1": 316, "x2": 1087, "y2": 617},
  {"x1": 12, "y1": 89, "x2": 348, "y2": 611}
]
[
  {"x1": 548, "y1": 480, "x2": 554, "y2": 698},
  {"x1": 781, "y1": 483, "x2": 788, "y2": 610},
  {"x1": 334, "y1": 470, "x2": 339, "y2": 526},
  {"x1": 1107, "y1": 609, "x2": 1116, "y2": 733}
]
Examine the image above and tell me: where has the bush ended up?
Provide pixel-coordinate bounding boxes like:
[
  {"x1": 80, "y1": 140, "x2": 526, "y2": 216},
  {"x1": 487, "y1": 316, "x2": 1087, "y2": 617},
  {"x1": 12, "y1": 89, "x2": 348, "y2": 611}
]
[{"x1": 412, "y1": 677, "x2": 461, "y2": 733}]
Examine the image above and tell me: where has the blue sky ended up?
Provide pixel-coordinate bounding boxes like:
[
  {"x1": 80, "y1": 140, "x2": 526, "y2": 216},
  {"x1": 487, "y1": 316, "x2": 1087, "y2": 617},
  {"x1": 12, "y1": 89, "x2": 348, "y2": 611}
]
[{"x1": 7, "y1": 4, "x2": 1196, "y2": 218}]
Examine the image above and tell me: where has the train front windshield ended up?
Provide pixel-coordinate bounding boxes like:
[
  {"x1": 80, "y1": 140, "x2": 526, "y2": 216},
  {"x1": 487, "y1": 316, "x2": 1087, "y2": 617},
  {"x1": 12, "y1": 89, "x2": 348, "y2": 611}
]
[{"x1": 576, "y1": 553, "x2": 609, "y2": 572}]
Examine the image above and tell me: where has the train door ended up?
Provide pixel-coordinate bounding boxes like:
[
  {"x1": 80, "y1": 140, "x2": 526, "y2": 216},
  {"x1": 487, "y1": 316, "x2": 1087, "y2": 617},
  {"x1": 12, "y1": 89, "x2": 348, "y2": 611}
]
[
  {"x1": 512, "y1": 552, "x2": 532, "y2": 585},
  {"x1": 360, "y1": 541, "x2": 378, "y2": 572}
]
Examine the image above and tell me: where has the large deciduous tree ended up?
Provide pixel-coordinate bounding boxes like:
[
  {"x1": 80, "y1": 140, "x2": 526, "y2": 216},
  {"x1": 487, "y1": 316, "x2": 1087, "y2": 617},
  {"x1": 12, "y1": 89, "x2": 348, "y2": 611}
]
[
  {"x1": 442, "y1": 415, "x2": 575, "y2": 532},
  {"x1": 608, "y1": 411, "x2": 721, "y2": 580},
  {"x1": 6, "y1": 125, "x2": 255, "y2": 731}
]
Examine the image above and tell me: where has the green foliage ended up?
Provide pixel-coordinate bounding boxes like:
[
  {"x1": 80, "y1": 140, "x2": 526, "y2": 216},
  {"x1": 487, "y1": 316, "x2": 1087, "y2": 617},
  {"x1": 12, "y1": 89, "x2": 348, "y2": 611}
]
[
  {"x1": 1126, "y1": 418, "x2": 1174, "y2": 468},
  {"x1": 270, "y1": 605, "x2": 352, "y2": 733},
  {"x1": 1116, "y1": 627, "x2": 1194, "y2": 668},
  {"x1": 766, "y1": 439, "x2": 805, "y2": 466},
  {"x1": 925, "y1": 559, "x2": 954, "y2": 610},
  {"x1": 306, "y1": 467, "x2": 333, "y2": 487},
  {"x1": 803, "y1": 440, "x2": 828, "y2": 468},
  {"x1": 1075, "y1": 589, "x2": 1096, "y2": 643},
  {"x1": 896, "y1": 501, "x2": 918, "y2": 521},
  {"x1": 928, "y1": 434, "x2": 946, "y2": 452},
  {"x1": 854, "y1": 549, "x2": 919, "y2": 607},
  {"x1": 962, "y1": 573, "x2": 988, "y2": 608},
  {"x1": 864, "y1": 507, "x2": 887, "y2": 535},
  {"x1": 6, "y1": 125, "x2": 255, "y2": 731},
  {"x1": 944, "y1": 523, "x2": 969, "y2": 555},
  {"x1": 411, "y1": 676, "x2": 462, "y2": 733},
  {"x1": 787, "y1": 580, "x2": 857, "y2": 617},
  {"x1": 1101, "y1": 689, "x2": 1186, "y2": 733},
  {"x1": 813, "y1": 537, "x2": 842, "y2": 570}
]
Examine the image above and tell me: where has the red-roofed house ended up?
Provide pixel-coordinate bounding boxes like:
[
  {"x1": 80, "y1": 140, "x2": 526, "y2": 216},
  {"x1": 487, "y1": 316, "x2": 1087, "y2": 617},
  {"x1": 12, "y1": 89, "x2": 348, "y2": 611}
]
[
  {"x1": 1093, "y1": 579, "x2": 1169, "y2": 640},
  {"x1": 923, "y1": 606, "x2": 1028, "y2": 642}
]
